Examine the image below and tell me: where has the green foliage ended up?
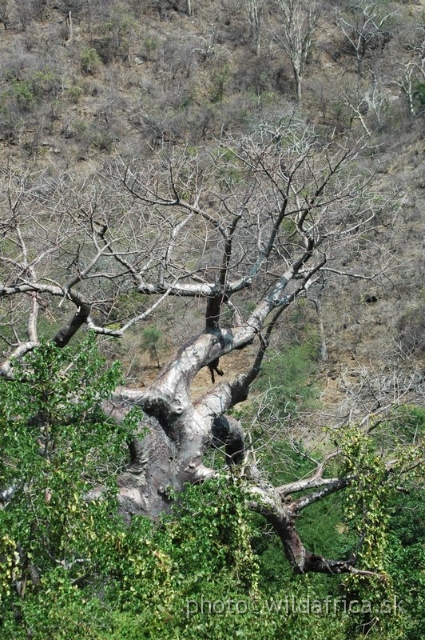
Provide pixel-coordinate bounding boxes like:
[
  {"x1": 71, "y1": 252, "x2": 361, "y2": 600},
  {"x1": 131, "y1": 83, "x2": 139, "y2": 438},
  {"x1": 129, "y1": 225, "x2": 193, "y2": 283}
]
[
  {"x1": 12, "y1": 80, "x2": 35, "y2": 110},
  {"x1": 67, "y1": 85, "x2": 84, "y2": 103},
  {"x1": 139, "y1": 37, "x2": 159, "y2": 61},
  {"x1": 255, "y1": 438, "x2": 317, "y2": 487},
  {"x1": 337, "y1": 426, "x2": 407, "y2": 637},
  {"x1": 81, "y1": 48, "x2": 102, "y2": 75},
  {"x1": 209, "y1": 65, "x2": 230, "y2": 103},
  {"x1": 298, "y1": 494, "x2": 356, "y2": 561},
  {"x1": 389, "y1": 485, "x2": 425, "y2": 547},
  {"x1": 0, "y1": 337, "x2": 134, "y2": 610},
  {"x1": 140, "y1": 326, "x2": 163, "y2": 367},
  {"x1": 0, "y1": 67, "x2": 61, "y2": 133},
  {"x1": 0, "y1": 340, "x2": 421, "y2": 640},
  {"x1": 339, "y1": 426, "x2": 391, "y2": 572},
  {"x1": 1, "y1": 388, "x2": 417, "y2": 640},
  {"x1": 11, "y1": 69, "x2": 61, "y2": 110},
  {"x1": 0, "y1": 342, "x2": 284, "y2": 639},
  {"x1": 91, "y1": 130, "x2": 114, "y2": 152},
  {"x1": 253, "y1": 338, "x2": 320, "y2": 418},
  {"x1": 88, "y1": 478, "x2": 263, "y2": 639},
  {"x1": 93, "y1": 4, "x2": 136, "y2": 64},
  {"x1": 386, "y1": 487, "x2": 425, "y2": 640},
  {"x1": 372, "y1": 404, "x2": 425, "y2": 449},
  {"x1": 107, "y1": 291, "x2": 148, "y2": 323},
  {"x1": 413, "y1": 80, "x2": 425, "y2": 112}
]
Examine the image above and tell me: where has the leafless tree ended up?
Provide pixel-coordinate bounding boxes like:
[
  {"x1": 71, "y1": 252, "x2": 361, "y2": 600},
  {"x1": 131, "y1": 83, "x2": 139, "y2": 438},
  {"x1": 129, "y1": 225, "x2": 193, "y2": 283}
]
[
  {"x1": 342, "y1": 73, "x2": 388, "y2": 136},
  {"x1": 392, "y1": 31, "x2": 425, "y2": 117},
  {"x1": 246, "y1": 0, "x2": 267, "y2": 56},
  {"x1": 274, "y1": 0, "x2": 319, "y2": 102},
  {"x1": 0, "y1": 0, "x2": 10, "y2": 29},
  {"x1": 0, "y1": 119, "x2": 398, "y2": 575},
  {"x1": 336, "y1": 1, "x2": 397, "y2": 78}
]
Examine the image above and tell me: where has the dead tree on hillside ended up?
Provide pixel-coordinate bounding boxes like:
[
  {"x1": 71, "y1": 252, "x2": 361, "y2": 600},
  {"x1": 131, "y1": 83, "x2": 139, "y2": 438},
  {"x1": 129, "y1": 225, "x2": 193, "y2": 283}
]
[
  {"x1": 274, "y1": 0, "x2": 319, "y2": 102},
  {"x1": 336, "y1": 1, "x2": 397, "y2": 78},
  {"x1": 246, "y1": 0, "x2": 267, "y2": 56}
]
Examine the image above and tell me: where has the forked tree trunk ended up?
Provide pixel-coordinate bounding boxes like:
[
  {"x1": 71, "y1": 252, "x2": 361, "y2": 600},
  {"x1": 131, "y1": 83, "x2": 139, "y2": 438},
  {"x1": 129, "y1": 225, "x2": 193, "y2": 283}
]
[
  {"x1": 0, "y1": 124, "x2": 385, "y2": 578},
  {"x1": 97, "y1": 319, "x2": 379, "y2": 579}
]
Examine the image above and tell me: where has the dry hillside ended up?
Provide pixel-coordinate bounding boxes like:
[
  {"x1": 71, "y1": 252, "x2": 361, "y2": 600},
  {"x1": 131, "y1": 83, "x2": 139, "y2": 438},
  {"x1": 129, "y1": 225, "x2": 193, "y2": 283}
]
[{"x1": 1, "y1": 0, "x2": 425, "y2": 421}]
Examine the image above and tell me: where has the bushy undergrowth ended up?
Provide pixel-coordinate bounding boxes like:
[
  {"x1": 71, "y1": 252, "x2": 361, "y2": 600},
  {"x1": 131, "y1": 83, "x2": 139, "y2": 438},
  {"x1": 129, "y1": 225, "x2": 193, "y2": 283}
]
[{"x1": 0, "y1": 340, "x2": 422, "y2": 639}]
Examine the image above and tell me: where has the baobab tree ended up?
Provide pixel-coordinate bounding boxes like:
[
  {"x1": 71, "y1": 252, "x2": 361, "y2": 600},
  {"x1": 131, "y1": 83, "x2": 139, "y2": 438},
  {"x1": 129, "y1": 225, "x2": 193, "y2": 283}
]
[{"x1": 0, "y1": 118, "x2": 404, "y2": 576}]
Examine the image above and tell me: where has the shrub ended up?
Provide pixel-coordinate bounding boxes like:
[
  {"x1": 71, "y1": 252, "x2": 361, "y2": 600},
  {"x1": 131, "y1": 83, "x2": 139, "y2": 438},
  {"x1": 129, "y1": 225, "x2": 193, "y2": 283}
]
[
  {"x1": 12, "y1": 79, "x2": 35, "y2": 110},
  {"x1": 140, "y1": 326, "x2": 163, "y2": 368},
  {"x1": 67, "y1": 85, "x2": 84, "y2": 103},
  {"x1": 209, "y1": 64, "x2": 230, "y2": 103},
  {"x1": 397, "y1": 304, "x2": 425, "y2": 354},
  {"x1": 91, "y1": 5, "x2": 135, "y2": 64},
  {"x1": 81, "y1": 48, "x2": 102, "y2": 75},
  {"x1": 413, "y1": 80, "x2": 425, "y2": 114},
  {"x1": 253, "y1": 339, "x2": 320, "y2": 418}
]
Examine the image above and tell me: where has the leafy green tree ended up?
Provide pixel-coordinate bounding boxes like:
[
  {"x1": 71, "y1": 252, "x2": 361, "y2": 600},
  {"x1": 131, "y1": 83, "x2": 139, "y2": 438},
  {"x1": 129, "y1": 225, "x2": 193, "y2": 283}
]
[{"x1": 0, "y1": 338, "x2": 135, "y2": 617}]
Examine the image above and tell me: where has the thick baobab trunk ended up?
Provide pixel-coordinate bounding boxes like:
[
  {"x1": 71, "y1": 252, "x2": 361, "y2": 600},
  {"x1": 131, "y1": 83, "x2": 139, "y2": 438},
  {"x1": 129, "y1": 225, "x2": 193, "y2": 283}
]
[
  {"x1": 0, "y1": 122, "x2": 385, "y2": 577},
  {"x1": 110, "y1": 405, "x2": 215, "y2": 520},
  {"x1": 106, "y1": 326, "x2": 253, "y2": 519},
  {"x1": 113, "y1": 410, "x2": 246, "y2": 520},
  {"x1": 100, "y1": 322, "x2": 380, "y2": 579}
]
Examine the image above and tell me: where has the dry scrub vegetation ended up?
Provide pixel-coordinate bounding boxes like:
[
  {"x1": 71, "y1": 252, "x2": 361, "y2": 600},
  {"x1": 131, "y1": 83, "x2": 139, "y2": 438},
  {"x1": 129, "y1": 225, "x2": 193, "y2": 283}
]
[{"x1": 0, "y1": 0, "x2": 424, "y2": 413}]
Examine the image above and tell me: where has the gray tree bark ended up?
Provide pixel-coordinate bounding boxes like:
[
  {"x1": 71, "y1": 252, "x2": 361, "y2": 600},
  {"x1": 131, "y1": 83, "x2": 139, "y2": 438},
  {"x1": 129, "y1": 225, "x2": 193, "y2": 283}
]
[{"x1": 0, "y1": 123, "x2": 390, "y2": 575}]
